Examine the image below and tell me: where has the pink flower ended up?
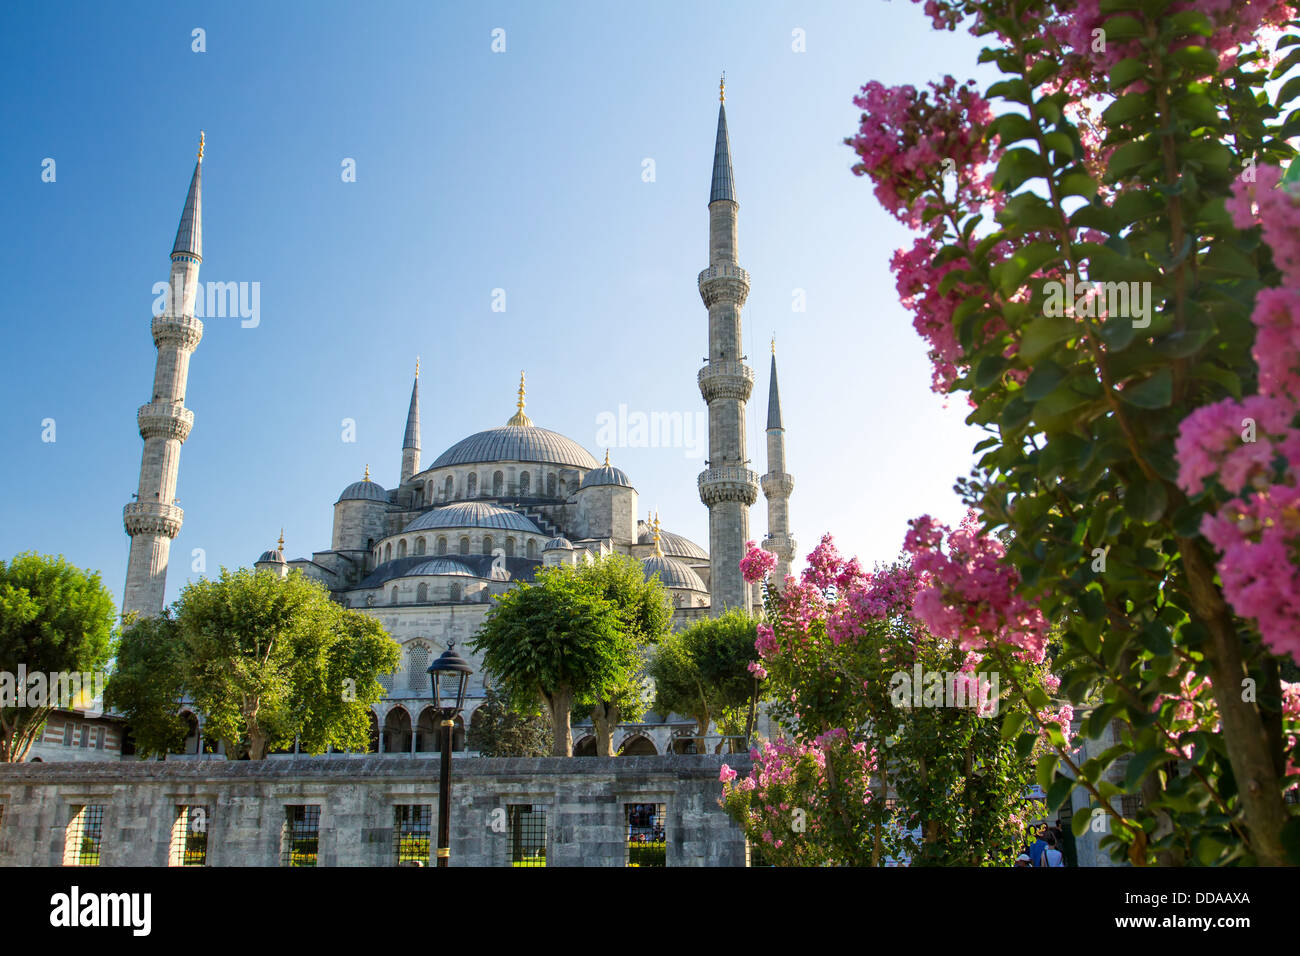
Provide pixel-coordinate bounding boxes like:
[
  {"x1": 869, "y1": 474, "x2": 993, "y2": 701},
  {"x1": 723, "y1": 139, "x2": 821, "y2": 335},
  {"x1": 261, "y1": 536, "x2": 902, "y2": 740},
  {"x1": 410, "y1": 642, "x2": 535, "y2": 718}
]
[
  {"x1": 740, "y1": 541, "x2": 778, "y2": 583},
  {"x1": 719, "y1": 764, "x2": 738, "y2": 784}
]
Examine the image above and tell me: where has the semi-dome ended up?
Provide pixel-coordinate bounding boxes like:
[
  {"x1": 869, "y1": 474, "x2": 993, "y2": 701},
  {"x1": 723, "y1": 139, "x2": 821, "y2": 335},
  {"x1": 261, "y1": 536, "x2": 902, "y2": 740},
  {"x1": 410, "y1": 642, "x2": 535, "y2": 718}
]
[
  {"x1": 637, "y1": 525, "x2": 708, "y2": 561},
  {"x1": 429, "y1": 425, "x2": 598, "y2": 470},
  {"x1": 543, "y1": 535, "x2": 574, "y2": 551},
  {"x1": 641, "y1": 554, "x2": 707, "y2": 592},
  {"x1": 580, "y1": 454, "x2": 633, "y2": 489},
  {"x1": 401, "y1": 558, "x2": 475, "y2": 577},
  {"x1": 337, "y1": 467, "x2": 388, "y2": 504},
  {"x1": 402, "y1": 501, "x2": 542, "y2": 535}
]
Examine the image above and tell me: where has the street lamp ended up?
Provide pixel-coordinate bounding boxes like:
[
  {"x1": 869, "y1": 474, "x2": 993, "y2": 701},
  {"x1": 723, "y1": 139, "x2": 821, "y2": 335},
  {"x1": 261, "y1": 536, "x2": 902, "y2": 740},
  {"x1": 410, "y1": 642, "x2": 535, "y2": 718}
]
[{"x1": 427, "y1": 642, "x2": 472, "y2": 868}]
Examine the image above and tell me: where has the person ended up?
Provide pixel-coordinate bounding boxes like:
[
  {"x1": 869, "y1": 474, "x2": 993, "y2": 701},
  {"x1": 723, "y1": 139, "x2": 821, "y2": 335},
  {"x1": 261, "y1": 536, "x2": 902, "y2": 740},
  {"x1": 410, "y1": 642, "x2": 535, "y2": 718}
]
[
  {"x1": 1039, "y1": 832, "x2": 1066, "y2": 867},
  {"x1": 1027, "y1": 826, "x2": 1049, "y2": 867},
  {"x1": 1014, "y1": 853, "x2": 1032, "y2": 867}
]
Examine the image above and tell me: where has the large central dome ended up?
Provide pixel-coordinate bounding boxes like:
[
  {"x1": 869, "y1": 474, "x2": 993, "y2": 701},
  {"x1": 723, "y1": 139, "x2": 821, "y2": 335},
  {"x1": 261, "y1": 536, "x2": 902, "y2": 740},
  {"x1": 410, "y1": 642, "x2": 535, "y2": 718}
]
[{"x1": 429, "y1": 425, "x2": 598, "y2": 470}]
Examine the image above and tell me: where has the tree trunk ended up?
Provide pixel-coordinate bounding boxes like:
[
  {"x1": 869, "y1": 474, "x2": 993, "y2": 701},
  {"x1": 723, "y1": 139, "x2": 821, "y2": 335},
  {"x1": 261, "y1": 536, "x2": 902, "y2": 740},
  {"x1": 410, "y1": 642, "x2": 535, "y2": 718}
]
[
  {"x1": 744, "y1": 678, "x2": 758, "y2": 749},
  {"x1": 546, "y1": 686, "x2": 573, "y2": 757},
  {"x1": 1178, "y1": 537, "x2": 1290, "y2": 866},
  {"x1": 696, "y1": 713, "x2": 709, "y2": 757},
  {"x1": 591, "y1": 701, "x2": 619, "y2": 756}
]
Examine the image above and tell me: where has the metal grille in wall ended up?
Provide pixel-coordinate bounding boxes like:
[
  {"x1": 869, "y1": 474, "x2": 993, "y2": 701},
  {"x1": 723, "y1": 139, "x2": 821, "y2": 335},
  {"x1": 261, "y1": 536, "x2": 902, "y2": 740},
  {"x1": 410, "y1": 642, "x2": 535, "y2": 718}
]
[
  {"x1": 508, "y1": 804, "x2": 547, "y2": 867},
  {"x1": 625, "y1": 802, "x2": 666, "y2": 867},
  {"x1": 282, "y1": 805, "x2": 321, "y2": 867},
  {"x1": 65, "y1": 805, "x2": 105, "y2": 866},
  {"x1": 394, "y1": 805, "x2": 432, "y2": 866},
  {"x1": 170, "y1": 805, "x2": 209, "y2": 866}
]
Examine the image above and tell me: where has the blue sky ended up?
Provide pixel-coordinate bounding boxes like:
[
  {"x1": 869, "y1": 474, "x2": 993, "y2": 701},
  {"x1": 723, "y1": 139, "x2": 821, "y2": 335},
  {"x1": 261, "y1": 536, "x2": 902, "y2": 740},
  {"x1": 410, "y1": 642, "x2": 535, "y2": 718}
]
[{"x1": 0, "y1": 1, "x2": 997, "y2": 611}]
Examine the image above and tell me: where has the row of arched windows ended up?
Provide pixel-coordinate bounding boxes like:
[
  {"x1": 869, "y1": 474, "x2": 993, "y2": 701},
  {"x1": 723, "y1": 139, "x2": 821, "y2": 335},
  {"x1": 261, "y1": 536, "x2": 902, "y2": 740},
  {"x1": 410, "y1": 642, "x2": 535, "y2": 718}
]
[
  {"x1": 415, "y1": 468, "x2": 570, "y2": 505},
  {"x1": 376, "y1": 535, "x2": 539, "y2": 565},
  {"x1": 389, "y1": 583, "x2": 464, "y2": 604}
]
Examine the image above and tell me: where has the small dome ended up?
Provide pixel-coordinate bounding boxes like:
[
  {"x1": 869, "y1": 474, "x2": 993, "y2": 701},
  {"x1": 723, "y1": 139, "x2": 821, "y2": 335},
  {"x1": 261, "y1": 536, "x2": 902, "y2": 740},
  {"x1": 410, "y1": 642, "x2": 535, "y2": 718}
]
[
  {"x1": 580, "y1": 463, "x2": 633, "y2": 489},
  {"x1": 337, "y1": 479, "x2": 388, "y2": 504},
  {"x1": 543, "y1": 535, "x2": 574, "y2": 551},
  {"x1": 402, "y1": 558, "x2": 475, "y2": 577},
  {"x1": 641, "y1": 554, "x2": 706, "y2": 592},
  {"x1": 257, "y1": 549, "x2": 286, "y2": 564},
  {"x1": 403, "y1": 501, "x2": 542, "y2": 535}
]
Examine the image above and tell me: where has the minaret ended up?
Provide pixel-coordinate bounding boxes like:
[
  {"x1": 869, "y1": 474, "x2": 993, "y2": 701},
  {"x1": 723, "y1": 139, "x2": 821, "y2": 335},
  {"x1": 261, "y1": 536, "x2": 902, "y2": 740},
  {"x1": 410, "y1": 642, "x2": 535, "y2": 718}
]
[
  {"x1": 697, "y1": 75, "x2": 758, "y2": 613},
  {"x1": 761, "y1": 338, "x2": 796, "y2": 586},
  {"x1": 401, "y1": 357, "x2": 421, "y2": 485},
  {"x1": 122, "y1": 133, "x2": 205, "y2": 619}
]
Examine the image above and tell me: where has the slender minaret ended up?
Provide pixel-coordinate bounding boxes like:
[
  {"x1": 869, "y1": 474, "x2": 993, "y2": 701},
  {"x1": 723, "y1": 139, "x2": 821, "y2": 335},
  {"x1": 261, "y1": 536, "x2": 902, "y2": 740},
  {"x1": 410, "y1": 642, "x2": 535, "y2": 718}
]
[
  {"x1": 697, "y1": 75, "x2": 758, "y2": 613},
  {"x1": 401, "y1": 357, "x2": 421, "y2": 485},
  {"x1": 761, "y1": 338, "x2": 796, "y2": 586},
  {"x1": 122, "y1": 133, "x2": 205, "y2": 619}
]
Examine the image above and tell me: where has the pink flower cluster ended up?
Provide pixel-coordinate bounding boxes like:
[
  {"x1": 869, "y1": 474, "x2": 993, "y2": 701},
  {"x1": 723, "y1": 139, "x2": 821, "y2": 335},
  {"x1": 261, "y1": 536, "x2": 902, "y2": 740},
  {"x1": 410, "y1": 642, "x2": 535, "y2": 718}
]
[
  {"x1": 848, "y1": 76, "x2": 994, "y2": 227},
  {"x1": 801, "y1": 533, "x2": 866, "y2": 593},
  {"x1": 1177, "y1": 167, "x2": 1300, "y2": 663},
  {"x1": 903, "y1": 512, "x2": 1051, "y2": 661},
  {"x1": 739, "y1": 540, "x2": 778, "y2": 583},
  {"x1": 1037, "y1": 704, "x2": 1075, "y2": 750}
]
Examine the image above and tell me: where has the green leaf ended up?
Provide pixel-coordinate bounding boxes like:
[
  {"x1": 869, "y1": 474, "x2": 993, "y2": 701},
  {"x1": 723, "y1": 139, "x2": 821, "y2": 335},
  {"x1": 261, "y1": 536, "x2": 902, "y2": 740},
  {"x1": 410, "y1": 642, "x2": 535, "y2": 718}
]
[
  {"x1": 1124, "y1": 748, "x2": 1168, "y2": 790},
  {"x1": 993, "y1": 147, "x2": 1049, "y2": 191},
  {"x1": 1001, "y1": 710, "x2": 1028, "y2": 741},
  {"x1": 1046, "y1": 775, "x2": 1075, "y2": 812},
  {"x1": 1103, "y1": 90, "x2": 1154, "y2": 125},
  {"x1": 1109, "y1": 57, "x2": 1148, "y2": 90},
  {"x1": 1101, "y1": 14, "x2": 1144, "y2": 40},
  {"x1": 1018, "y1": 316, "x2": 1074, "y2": 363},
  {"x1": 1119, "y1": 367, "x2": 1173, "y2": 408},
  {"x1": 1123, "y1": 476, "x2": 1168, "y2": 523},
  {"x1": 1108, "y1": 139, "x2": 1159, "y2": 179}
]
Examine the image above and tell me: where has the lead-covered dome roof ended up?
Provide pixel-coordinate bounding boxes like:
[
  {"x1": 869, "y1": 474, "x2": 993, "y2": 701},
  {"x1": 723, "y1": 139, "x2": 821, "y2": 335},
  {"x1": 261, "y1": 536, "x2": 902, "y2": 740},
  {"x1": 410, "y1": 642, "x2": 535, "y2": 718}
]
[
  {"x1": 580, "y1": 463, "x2": 633, "y2": 489},
  {"x1": 402, "y1": 558, "x2": 476, "y2": 577},
  {"x1": 641, "y1": 554, "x2": 707, "y2": 592},
  {"x1": 429, "y1": 425, "x2": 598, "y2": 470},
  {"x1": 637, "y1": 525, "x2": 708, "y2": 561},
  {"x1": 337, "y1": 478, "x2": 388, "y2": 504},
  {"x1": 403, "y1": 501, "x2": 542, "y2": 535}
]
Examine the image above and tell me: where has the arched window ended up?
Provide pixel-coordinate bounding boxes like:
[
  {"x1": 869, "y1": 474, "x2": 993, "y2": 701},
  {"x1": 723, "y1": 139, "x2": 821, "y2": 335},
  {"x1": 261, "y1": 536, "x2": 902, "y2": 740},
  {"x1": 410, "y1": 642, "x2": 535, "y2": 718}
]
[
  {"x1": 444, "y1": 475, "x2": 454, "y2": 500},
  {"x1": 415, "y1": 536, "x2": 426, "y2": 556},
  {"x1": 391, "y1": 586, "x2": 400, "y2": 604},
  {"x1": 546, "y1": 473, "x2": 557, "y2": 497},
  {"x1": 526, "y1": 539, "x2": 537, "y2": 559},
  {"x1": 416, "y1": 583, "x2": 428, "y2": 602},
  {"x1": 558, "y1": 478, "x2": 567, "y2": 496},
  {"x1": 382, "y1": 708, "x2": 412, "y2": 754},
  {"x1": 505, "y1": 537, "x2": 515, "y2": 557},
  {"x1": 519, "y1": 471, "x2": 530, "y2": 495},
  {"x1": 416, "y1": 708, "x2": 439, "y2": 753},
  {"x1": 483, "y1": 535, "x2": 493, "y2": 555},
  {"x1": 398, "y1": 539, "x2": 407, "y2": 558},
  {"x1": 407, "y1": 643, "x2": 430, "y2": 692},
  {"x1": 459, "y1": 536, "x2": 470, "y2": 555},
  {"x1": 413, "y1": 485, "x2": 423, "y2": 508},
  {"x1": 385, "y1": 543, "x2": 392, "y2": 562},
  {"x1": 437, "y1": 536, "x2": 447, "y2": 555},
  {"x1": 467, "y1": 473, "x2": 477, "y2": 497},
  {"x1": 366, "y1": 537, "x2": 374, "y2": 552},
  {"x1": 426, "y1": 480, "x2": 434, "y2": 503},
  {"x1": 493, "y1": 471, "x2": 504, "y2": 496},
  {"x1": 450, "y1": 583, "x2": 463, "y2": 602}
]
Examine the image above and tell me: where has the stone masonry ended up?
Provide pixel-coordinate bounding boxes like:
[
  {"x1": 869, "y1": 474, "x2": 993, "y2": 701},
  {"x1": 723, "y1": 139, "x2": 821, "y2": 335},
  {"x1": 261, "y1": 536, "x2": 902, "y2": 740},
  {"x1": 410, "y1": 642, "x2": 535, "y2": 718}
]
[{"x1": 0, "y1": 755, "x2": 750, "y2": 867}]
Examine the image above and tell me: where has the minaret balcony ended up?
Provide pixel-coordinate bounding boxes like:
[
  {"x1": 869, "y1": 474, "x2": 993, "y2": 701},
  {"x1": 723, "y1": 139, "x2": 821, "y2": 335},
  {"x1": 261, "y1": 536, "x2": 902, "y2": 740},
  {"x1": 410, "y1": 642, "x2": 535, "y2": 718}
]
[
  {"x1": 762, "y1": 532, "x2": 797, "y2": 558},
  {"x1": 697, "y1": 361, "x2": 754, "y2": 403},
  {"x1": 698, "y1": 264, "x2": 750, "y2": 308},
  {"x1": 137, "y1": 402, "x2": 195, "y2": 442},
  {"x1": 151, "y1": 313, "x2": 205, "y2": 351},
  {"x1": 698, "y1": 466, "x2": 759, "y2": 506},
  {"x1": 761, "y1": 471, "x2": 794, "y2": 498},
  {"x1": 123, "y1": 501, "x2": 185, "y2": 539}
]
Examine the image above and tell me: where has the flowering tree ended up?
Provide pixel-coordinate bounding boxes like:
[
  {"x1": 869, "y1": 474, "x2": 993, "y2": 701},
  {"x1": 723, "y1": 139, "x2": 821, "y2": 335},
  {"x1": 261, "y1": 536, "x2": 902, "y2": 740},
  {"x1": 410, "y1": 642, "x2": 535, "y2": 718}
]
[
  {"x1": 721, "y1": 536, "x2": 1049, "y2": 866},
  {"x1": 848, "y1": 0, "x2": 1300, "y2": 863}
]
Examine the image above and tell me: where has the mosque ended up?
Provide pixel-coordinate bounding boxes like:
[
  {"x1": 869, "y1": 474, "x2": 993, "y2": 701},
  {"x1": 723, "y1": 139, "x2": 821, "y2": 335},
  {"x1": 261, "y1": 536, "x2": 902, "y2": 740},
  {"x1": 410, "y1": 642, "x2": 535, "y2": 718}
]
[{"x1": 119, "y1": 81, "x2": 798, "y2": 757}]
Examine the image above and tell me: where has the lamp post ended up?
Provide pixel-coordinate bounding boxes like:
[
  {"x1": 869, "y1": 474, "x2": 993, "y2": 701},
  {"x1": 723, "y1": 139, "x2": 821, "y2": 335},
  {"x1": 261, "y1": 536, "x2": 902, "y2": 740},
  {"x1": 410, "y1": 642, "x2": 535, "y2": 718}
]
[{"x1": 427, "y1": 642, "x2": 472, "y2": 868}]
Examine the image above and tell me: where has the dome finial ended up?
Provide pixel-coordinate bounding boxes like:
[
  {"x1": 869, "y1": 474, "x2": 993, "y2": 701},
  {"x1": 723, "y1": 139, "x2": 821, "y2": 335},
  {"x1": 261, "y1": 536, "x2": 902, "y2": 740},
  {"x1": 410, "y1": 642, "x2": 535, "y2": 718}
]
[
  {"x1": 652, "y1": 511, "x2": 663, "y2": 557},
  {"x1": 363, "y1": 464, "x2": 370, "y2": 482},
  {"x1": 506, "y1": 370, "x2": 533, "y2": 427},
  {"x1": 720, "y1": 72, "x2": 725, "y2": 104},
  {"x1": 277, "y1": 527, "x2": 285, "y2": 551},
  {"x1": 604, "y1": 448, "x2": 610, "y2": 467},
  {"x1": 197, "y1": 130, "x2": 205, "y2": 161},
  {"x1": 415, "y1": 355, "x2": 420, "y2": 379},
  {"x1": 771, "y1": 332, "x2": 776, "y2": 355}
]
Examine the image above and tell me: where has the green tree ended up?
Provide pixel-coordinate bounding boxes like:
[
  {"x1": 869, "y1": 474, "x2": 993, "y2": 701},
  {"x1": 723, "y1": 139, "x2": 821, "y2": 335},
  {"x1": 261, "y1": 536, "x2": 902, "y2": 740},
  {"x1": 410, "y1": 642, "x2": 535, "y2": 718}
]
[
  {"x1": 572, "y1": 554, "x2": 670, "y2": 754},
  {"x1": 0, "y1": 553, "x2": 115, "y2": 761},
  {"x1": 469, "y1": 563, "x2": 635, "y2": 756},
  {"x1": 467, "y1": 683, "x2": 553, "y2": 757},
  {"x1": 647, "y1": 608, "x2": 760, "y2": 755},
  {"x1": 107, "y1": 568, "x2": 398, "y2": 759}
]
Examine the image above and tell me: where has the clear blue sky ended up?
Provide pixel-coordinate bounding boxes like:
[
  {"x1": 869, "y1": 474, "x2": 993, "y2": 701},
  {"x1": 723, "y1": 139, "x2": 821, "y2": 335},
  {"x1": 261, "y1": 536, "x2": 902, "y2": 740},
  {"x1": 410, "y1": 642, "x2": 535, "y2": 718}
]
[{"x1": 0, "y1": 1, "x2": 996, "y2": 611}]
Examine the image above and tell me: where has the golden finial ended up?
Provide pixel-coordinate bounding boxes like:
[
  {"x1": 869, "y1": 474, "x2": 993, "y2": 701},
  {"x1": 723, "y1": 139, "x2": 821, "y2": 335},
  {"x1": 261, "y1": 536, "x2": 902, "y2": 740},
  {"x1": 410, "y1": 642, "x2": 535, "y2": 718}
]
[
  {"x1": 720, "y1": 72, "x2": 725, "y2": 104},
  {"x1": 507, "y1": 370, "x2": 532, "y2": 427},
  {"x1": 651, "y1": 511, "x2": 663, "y2": 557},
  {"x1": 277, "y1": 528, "x2": 285, "y2": 551},
  {"x1": 363, "y1": 464, "x2": 370, "y2": 482},
  {"x1": 604, "y1": 449, "x2": 610, "y2": 467},
  {"x1": 415, "y1": 356, "x2": 420, "y2": 379},
  {"x1": 197, "y1": 131, "x2": 205, "y2": 161},
  {"x1": 771, "y1": 333, "x2": 776, "y2": 355}
]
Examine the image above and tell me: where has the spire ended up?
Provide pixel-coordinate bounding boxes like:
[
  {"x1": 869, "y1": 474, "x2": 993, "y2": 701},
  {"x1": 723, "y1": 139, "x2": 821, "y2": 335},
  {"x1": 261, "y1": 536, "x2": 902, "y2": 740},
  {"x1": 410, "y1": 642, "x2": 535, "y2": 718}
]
[
  {"x1": 171, "y1": 131, "x2": 203, "y2": 261},
  {"x1": 277, "y1": 528, "x2": 285, "y2": 551},
  {"x1": 403, "y1": 359, "x2": 421, "y2": 450},
  {"x1": 767, "y1": 349, "x2": 784, "y2": 430},
  {"x1": 604, "y1": 448, "x2": 610, "y2": 466},
  {"x1": 507, "y1": 370, "x2": 532, "y2": 427},
  {"x1": 651, "y1": 512, "x2": 664, "y2": 557},
  {"x1": 710, "y1": 85, "x2": 736, "y2": 204}
]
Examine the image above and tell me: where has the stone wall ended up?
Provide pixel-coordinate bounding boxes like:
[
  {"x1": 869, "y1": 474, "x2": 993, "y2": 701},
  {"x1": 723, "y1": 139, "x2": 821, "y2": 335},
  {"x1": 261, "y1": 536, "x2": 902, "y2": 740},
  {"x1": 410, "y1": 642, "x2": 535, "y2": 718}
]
[{"x1": 0, "y1": 755, "x2": 749, "y2": 868}]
